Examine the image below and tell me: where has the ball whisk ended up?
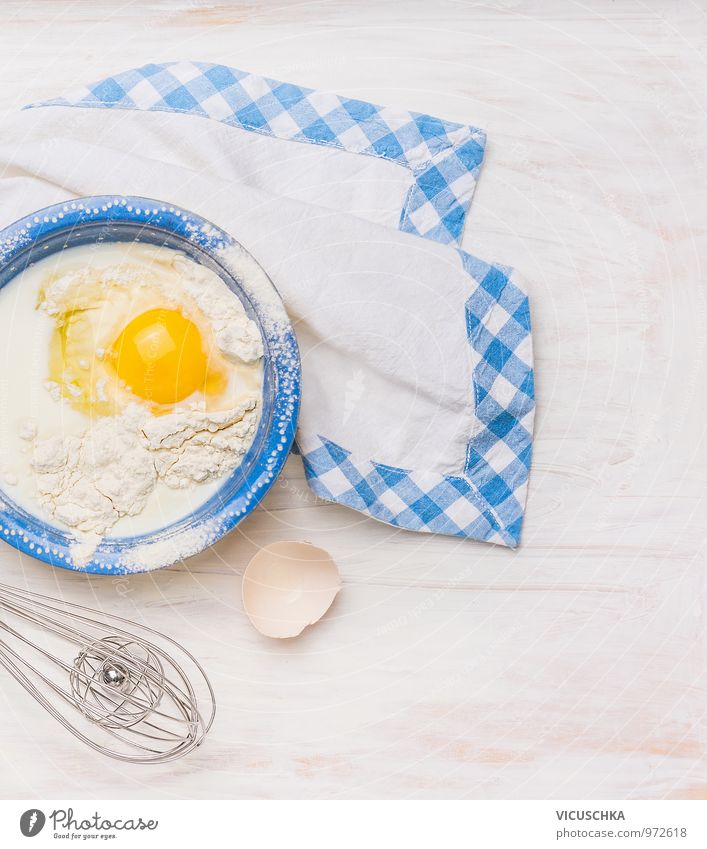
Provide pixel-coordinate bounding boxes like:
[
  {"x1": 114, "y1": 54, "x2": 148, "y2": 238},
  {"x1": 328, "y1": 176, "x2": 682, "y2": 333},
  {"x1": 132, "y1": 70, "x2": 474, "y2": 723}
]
[{"x1": 0, "y1": 582, "x2": 215, "y2": 764}]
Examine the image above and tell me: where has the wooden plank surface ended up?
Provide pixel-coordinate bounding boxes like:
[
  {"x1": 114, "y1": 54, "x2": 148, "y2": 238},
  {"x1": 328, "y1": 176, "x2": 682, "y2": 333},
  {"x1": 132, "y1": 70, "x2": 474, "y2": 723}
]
[{"x1": 0, "y1": 0, "x2": 705, "y2": 799}]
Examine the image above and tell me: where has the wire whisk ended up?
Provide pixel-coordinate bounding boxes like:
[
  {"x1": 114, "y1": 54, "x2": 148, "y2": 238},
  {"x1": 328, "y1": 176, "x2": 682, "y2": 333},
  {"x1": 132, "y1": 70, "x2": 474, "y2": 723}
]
[{"x1": 0, "y1": 581, "x2": 215, "y2": 764}]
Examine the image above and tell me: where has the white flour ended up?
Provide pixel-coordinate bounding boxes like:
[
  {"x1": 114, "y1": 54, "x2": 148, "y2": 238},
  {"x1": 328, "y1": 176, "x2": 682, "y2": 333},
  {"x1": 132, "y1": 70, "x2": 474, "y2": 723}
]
[
  {"x1": 31, "y1": 400, "x2": 258, "y2": 564},
  {"x1": 172, "y1": 253, "x2": 262, "y2": 364}
]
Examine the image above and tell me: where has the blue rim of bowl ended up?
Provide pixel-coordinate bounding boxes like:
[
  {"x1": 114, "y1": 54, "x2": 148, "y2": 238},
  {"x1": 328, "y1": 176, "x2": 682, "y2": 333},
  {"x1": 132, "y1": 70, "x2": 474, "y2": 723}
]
[{"x1": 0, "y1": 196, "x2": 301, "y2": 575}]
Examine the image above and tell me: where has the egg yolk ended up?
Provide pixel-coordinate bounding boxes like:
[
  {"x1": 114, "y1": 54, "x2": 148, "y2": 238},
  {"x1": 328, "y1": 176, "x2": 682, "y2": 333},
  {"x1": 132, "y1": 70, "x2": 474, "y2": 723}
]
[{"x1": 110, "y1": 308, "x2": 210, "y2": 405}]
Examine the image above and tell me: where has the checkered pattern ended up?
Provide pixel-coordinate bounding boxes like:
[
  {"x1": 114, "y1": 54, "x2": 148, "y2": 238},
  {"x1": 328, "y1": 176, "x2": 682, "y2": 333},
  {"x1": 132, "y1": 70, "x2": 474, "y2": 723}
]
[
  {"x1": 302, "y1": 256, "x2": 534, "y2": 547},
  {"x1": 29, "y1": 61, "x2": 485, "y2": 245},
  {"x1": 28, "y1": 62, "x2": 534, "y2": 547}
]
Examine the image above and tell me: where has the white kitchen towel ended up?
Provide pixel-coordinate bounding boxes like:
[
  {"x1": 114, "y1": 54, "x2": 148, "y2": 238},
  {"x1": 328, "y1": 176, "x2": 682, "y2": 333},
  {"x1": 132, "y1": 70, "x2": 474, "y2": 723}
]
[{"x1": 0, "y1": 75, "x2": 534, "y2": 548}]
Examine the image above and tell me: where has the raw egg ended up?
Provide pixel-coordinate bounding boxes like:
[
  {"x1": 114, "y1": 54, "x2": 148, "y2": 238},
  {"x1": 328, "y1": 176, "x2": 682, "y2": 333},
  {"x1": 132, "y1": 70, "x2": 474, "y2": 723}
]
[
  {"x1": 109, "y1": 308, "x2": 215, "y2": 406},
  {"x1": 44, "y1": 279, "x2": 229, "y2": 415},
  {"x1": 242, "y1": 541, "x2": 341, "y2": 638}
]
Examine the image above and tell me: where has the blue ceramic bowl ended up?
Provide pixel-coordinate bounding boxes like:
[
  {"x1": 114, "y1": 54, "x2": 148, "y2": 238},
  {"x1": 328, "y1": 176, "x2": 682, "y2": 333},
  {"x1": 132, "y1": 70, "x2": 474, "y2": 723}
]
[{"x1": 0, "y1": 196, "x2": 300, "y2": 574}]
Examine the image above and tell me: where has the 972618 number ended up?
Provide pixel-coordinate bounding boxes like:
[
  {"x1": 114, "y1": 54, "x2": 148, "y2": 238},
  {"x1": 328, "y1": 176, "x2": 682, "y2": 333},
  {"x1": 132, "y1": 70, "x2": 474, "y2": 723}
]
[{"x1": 640, "y1": 828, "x2": 687, "y2": 838}]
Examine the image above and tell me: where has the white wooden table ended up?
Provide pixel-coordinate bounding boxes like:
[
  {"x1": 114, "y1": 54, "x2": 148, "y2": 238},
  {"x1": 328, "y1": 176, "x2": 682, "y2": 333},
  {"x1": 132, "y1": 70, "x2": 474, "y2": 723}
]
[{"x1": 0, "y1": 0, "x2": 705, "y2": 800}]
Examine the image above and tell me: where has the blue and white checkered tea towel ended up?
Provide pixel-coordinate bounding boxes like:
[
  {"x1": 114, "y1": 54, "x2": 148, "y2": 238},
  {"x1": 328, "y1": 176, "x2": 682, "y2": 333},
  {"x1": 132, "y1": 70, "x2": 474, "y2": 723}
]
[
  {"x1": 33, "y1": 62, "x2": 487, "y2": 248},
  {"x1": 0, "y1": 63, "x2": 534, "y2": 547}
]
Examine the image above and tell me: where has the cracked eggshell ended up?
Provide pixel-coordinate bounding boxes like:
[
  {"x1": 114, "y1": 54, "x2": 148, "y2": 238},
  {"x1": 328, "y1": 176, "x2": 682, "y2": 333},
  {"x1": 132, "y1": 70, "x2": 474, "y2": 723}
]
[{"x1": 242, "y1": 541, "x2": 341, "y2": 638}]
